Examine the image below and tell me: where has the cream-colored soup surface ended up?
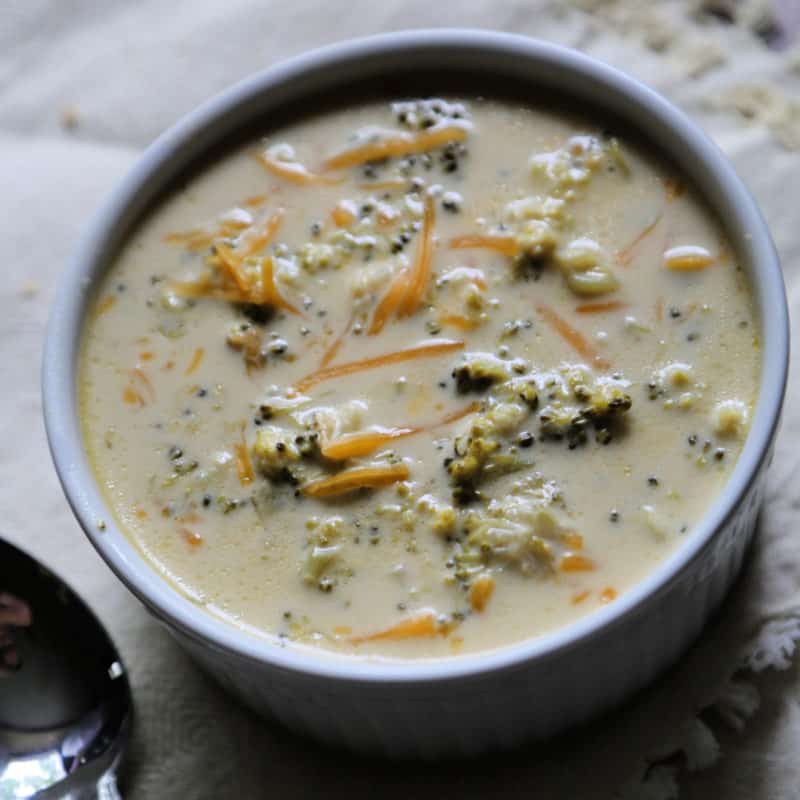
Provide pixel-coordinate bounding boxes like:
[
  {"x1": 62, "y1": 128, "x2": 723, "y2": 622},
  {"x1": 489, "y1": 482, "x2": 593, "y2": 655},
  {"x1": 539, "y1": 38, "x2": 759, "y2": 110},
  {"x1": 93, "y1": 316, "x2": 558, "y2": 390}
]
[{"x1": 81, "y1": 98, "x2": 758, "y2": 659}]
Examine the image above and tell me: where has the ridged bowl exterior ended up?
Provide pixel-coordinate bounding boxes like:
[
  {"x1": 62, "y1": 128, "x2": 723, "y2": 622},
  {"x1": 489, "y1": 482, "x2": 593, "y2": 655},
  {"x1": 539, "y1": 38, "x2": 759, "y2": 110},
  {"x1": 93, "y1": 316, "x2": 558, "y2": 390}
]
[{"x1": 43, "y1": 31, "x2": 788, "y2": 758}]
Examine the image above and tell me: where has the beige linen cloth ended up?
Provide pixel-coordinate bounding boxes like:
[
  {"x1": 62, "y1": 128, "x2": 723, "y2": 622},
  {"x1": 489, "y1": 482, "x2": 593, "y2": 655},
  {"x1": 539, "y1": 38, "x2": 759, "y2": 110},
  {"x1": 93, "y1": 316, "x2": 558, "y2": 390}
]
[{"x1": 2, "y1": 1, "x2": 799, "y2": 797}]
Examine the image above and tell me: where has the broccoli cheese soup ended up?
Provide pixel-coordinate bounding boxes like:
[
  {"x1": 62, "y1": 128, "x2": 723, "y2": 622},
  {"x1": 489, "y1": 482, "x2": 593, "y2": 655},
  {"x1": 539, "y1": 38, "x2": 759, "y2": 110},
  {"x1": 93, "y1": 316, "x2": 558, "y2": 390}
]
[{"x1": 80, "y1": 97, "x2": 759, "y2": 658}]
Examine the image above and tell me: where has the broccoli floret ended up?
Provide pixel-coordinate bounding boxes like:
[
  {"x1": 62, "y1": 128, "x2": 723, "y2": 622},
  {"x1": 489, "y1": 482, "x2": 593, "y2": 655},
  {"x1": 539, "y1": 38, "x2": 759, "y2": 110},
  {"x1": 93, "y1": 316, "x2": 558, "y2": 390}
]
[{"x1": 451, "y1": 353, "x2": 511, "y2": 393}]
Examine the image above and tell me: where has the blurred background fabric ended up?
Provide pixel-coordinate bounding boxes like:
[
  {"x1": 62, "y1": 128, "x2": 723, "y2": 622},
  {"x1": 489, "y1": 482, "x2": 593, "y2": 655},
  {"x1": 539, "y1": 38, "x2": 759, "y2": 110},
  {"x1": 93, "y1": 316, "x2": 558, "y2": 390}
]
[{"x1": 2, "y1": 1, "x2": 800, "y2": 797}]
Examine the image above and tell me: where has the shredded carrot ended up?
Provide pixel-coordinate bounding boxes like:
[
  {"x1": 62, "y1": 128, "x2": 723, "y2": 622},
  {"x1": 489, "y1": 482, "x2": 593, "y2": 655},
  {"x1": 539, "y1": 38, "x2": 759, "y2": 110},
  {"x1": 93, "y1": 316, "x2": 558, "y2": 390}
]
[
  {"x1": 242, "y1": 194, "x2": 267, "y2": 207},
  {"x1": 663, "y1": 246, "x2": 715, "y2": 271},
  {"x1": 663, "y1": 177, "x2": 686, "y2": 203},
  {"x1": 163, "y1": 360, "x2": 175, "y2": 371},
  {"x1": 259, "y1": 256, "x2": 301, "y2": 315},
  {"x1": 655, "y1": 296, "x2": 664, "y2": 322},
  {"x1": 469, "y1": 575, "x2": 496, "y2": 612},
  {"x1": 438, "y1": 314, "x2": 479, "y2": 331},
  {"x1": 356, "y1": 178, "x2": 409, "y2": 190},
  {"x1": 616, "y1": 215, "x2": 662, "y2": 266},
  {"x1": 333, "y1": 626, "x2": 353, "y2": 636},
  {"x1": 256, "y1": 152, "x2": 340, "y2": 185},
  {"x1": 122, "y1": 386, "x2": 145, "y2": 407},
  {"x1": 215, "y1": 242, "x2": 251, "y2": 292},
  {"x1": 322, "y1": 124, "x2": 469, "y2": 172},
  {"x1": 130, "y1": 368, "x2": 155, "y2": 402},
  {"x1": 139, "y1": 351, "x2": 154, "y2": 361},
  {"x1": 368, "y1": 268, "x2": 410, "y2": 335},
  {"x1": 134, "y1": 508, "x2": 148, "y2": 520},
  {"x1": 302, "y1": 463, "x2": 410, "y2": 498},
  {"x1": 235, "y1": 423, "x2": 255, "y2": 487},
  {"x1": 600, "y1": 587, "x2": 618, "y2": 603},
  {"x1": 321, "y1": 402, "x2": 479, "y2": 460},
  {"x1": 536, "y1": 305, "x2": 610, "y2": 370},
  {"x1": 559, "y1": 554, "x2": 596, "y2": 573},
  {"x1": 163, "y1": 230, "x2": 215, "y2": 251},
  {"x1": 331, "y1": 201, "x2": 357, "y2": 227},
  {"x1": 571, "y1": 589, "x2": 591, "y2": 605},
  {"x1": 561, "y1": 531, "x2": 584, "y2": 551},
  {"x1": 575, "y1": 300, "x2": 628, "y2": 314},
  {"x1": 180, "y1": 527, "x2": 204, "y2": 548},
  {"x1": 397, "y1": 193, "x2": 436, "y2": 316},
  {"x1": 321, "y1": 427, "x2": 417, "y2": 460},
  {"x1": 236, "y1": 208, "x2": 285, "y2": 260},
  {"x1": 449, "y1": 234, "x2": 519, "y2": 256},
  {"x1": 294, "y1": 339, "x2": 464, "y2": 393},
  {"x1": 349, "y1": 611, "x2": 442, "y2": 644},
  {"x1": 96, "y1": 295, "x2": 117, "y2": 316},
  {"x1": 185, "y1": 347, "x2": 205, "y2": 376},
  {"x1": 319, "y1": 313, "x2": 354, "y2": 368}
]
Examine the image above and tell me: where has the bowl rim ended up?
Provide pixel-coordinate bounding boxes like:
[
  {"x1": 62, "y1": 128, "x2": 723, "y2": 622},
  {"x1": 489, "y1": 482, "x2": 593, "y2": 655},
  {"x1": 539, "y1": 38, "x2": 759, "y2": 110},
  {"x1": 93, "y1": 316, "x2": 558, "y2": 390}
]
[{"x1": 43, "y1": 29, "x2": 789, "y2": 684}]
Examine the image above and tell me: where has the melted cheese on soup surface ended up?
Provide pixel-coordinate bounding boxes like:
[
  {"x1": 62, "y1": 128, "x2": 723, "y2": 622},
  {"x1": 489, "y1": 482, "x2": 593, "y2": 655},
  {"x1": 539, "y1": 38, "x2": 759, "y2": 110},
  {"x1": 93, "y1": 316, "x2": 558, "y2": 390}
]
[{"x1": 80, "y1": 98, "x2": 759, "y2": 659}]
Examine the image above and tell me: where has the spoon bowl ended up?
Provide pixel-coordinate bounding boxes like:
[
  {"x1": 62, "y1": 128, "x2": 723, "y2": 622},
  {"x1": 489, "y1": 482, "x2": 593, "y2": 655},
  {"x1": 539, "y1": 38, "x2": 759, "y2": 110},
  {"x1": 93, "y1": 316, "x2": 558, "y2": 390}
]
[{"x1": 0, "y1": 538, "x2": 131, "y2": 799}]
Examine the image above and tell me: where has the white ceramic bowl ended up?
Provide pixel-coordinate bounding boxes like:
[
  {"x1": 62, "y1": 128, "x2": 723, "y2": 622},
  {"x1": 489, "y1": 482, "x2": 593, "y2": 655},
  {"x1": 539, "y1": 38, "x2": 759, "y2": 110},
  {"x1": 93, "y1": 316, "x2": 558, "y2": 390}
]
[{"x1": 43, "y1": 30, "x2": 789, "y2": 758}]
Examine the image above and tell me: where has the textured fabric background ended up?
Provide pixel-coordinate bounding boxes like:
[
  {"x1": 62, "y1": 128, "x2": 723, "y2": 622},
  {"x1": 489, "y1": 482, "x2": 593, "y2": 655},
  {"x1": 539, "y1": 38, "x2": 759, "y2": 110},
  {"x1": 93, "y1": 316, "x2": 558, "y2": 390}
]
[{"x1": 2, "y1": 2, "x2": 799, "y2": 797}]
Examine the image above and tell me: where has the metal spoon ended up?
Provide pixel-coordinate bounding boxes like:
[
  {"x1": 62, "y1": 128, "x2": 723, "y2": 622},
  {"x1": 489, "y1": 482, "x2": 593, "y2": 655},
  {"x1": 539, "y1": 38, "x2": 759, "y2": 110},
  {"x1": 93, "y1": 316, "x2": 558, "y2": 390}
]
[{"x1": 0, "y1": 538, "x2": 131, "y2": 799}]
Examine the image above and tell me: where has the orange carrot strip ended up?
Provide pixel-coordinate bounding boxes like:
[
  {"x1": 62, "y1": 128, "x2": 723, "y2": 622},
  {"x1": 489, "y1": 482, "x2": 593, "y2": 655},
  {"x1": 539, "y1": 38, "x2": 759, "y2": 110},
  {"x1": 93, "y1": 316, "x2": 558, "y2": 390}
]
[
  {"x1": 243, "y1": 194, "x2": 267, "y2": 207},
  {"x1": 321, "y1": 427, "x2": 416, "y2": 460},
  {"x1": 163, "y1": 230, "x2": 214, "y2": 250},
  {"x1": 130, "y1": 368, "x2": 155, "y2": 402},
  {"x1": 122, "y1": 386, "x2": 145, "y2": 407},
  {"x1": 575, "y1": 301, "x2": 628, "y2": 314},
  {"x1": 294, "y1": 339, "x2": 464, "y2": 393},
  {"x1": 215, "y1": 242, "x2": 251, "y2": 292},
  {"x1": 357, "y1": 179, "x2": 409, "y2": 190},
  {"x1": 438, "y1": 401, "x2": 482, "y2": 425},
  {"x1": 536, "y1": 305, "x2": 610, "y2": 370},
  {"x1": 438, "y1": 314, "x2": 479, "y2": 331},
  {"x1": 259, "y1": 256, "x2": 301, "y2": 315},
  {"x1": 349, "y1": 611, "x2": 441, "y2": 644},
  {"x1": 237, "y1": 208, "x2": 285, "y2": 260},
  {"x1": 559, "y1": 554, "x2": 596, "y2": 573},
  {"x1": 616, "y1": 215, "x2": 662, "y2": 266},
  {"x1": 449, "y1": 234, "x2": 519, "y2": 257},
  {"x1": 185, "y1": 347, "x2": 205, "y2": 376},
  {"x1": 655, "y1": 296, "x2": 664, "y2": 322},
  {"x1": 663, "y1": 246, "x2": 715, "y2": 272},
  {"x1": 333, "y1": 625, "x2": 353, "y2": 636},
  {"x1": 235, "y1": 424, "x2": 255, "y2": 487},
  {"x1": 180, "y1": 527, "x2": 204, "y2": 548},
  {"x1": 561, "y1": 531, "x2": 584, "y2": 551},
  {"x1": 319, "y1": 313, "x2": 355, "y2": 369},
  {"x1": 256, "y1": 152, "x2": 341, "y2": 185},
  {"x1": 302, "y1": 463, "x2": 410, "y2": 498},
  {"x1": 600, "y1": 587, "x2": 618, "y2": 603},
  {"x1": 96, "y1": 295, "x2": 116, "y2": 316},
  {"x1": 572, "y1": 589, "x2": 591, "y2": 605},
  {"x1": 469, "y1": 575, "x2": 495, "y2": 612},
  {"x1": 323, "y1": 124, "x2": 469, "y2": 172},
  {"x1": 398, "y1": 193, "x2": 436, "y2": 317},
  {"x1": 369, "y1": 268, "x2": 410, "y2": 335},
  {"x1": 321, "y1": 402, "x2": 479, "y2": 460},
  {"x1": 331, "y1": 201, "x2": 357, "y2": 228}
]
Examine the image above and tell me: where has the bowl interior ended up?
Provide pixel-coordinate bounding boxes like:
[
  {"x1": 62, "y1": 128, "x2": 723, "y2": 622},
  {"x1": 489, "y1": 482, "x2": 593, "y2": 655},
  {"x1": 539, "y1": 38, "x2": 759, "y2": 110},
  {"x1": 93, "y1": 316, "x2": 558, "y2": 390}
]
[{"x1": 43, "y1": 30, "x2": 788, "y2": 682}]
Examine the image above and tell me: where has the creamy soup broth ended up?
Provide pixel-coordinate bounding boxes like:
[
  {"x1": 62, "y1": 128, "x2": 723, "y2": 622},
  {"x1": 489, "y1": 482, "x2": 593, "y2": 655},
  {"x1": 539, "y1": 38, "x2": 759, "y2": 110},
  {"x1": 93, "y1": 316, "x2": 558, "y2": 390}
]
[{"x1": 80, "y1": 97, "x2": 759, "y2": 658}]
